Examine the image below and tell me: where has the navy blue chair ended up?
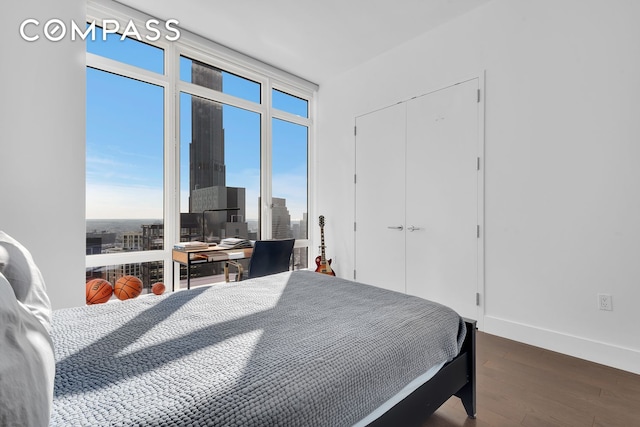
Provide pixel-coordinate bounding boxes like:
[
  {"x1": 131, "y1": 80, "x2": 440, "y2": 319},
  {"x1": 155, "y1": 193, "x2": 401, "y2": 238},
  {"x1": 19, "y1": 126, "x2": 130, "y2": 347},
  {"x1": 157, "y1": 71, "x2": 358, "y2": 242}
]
[{"x1": 225, "y1": 239, "x2": 294, "y2": 281}]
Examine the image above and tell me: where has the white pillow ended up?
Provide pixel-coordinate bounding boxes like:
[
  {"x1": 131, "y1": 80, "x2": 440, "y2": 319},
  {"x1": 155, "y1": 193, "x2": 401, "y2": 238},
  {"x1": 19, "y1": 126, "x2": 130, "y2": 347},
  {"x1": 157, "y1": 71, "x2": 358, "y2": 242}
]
[{"x1": 0, "y1": 232, "x2": 55, "y2": 427}]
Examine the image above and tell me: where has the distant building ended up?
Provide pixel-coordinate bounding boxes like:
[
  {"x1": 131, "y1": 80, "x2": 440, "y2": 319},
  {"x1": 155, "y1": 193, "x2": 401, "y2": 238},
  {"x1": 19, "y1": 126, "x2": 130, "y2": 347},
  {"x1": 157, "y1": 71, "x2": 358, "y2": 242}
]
[
  {"x1": 272, "y1": 197, "x2": 292, "y2": 239},
  {"x1": 291, "y1": 213, "x2": 308, "y2": 240},
  {"x1": 300, "y1": 212, "x2": 308, "y2": 239},
  {"x1": 190, "y1": 60, "x2": 225, "y2": 191},
  {"x1": 294, "y1": 212, "x2": 308, "y2": 269},
  {"x1": 142, "y1": 224, "x2": 163, "y2": 251},
  {"x1": 86, "y1": 237, "x2": 103, "y2": 255},
  {"x1": 188, "y1": 60, "x2": 249, "y2": 244},
  {"x1": 123, "y1": 232, "x2": 143, "y2": 251},
  {"x1": 105, "y1": 263, "x2": 141, "y2": 287},
  {"x1": 86, "y1": 231, "x2": 116, "y2": 254}
]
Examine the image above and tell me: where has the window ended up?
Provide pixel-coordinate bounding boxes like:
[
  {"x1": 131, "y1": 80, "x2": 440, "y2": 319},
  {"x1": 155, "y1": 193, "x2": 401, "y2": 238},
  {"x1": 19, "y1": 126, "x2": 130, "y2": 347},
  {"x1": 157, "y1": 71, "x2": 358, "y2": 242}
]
[
  {"x1": 86, "y1": 68, "x2": 164, "y2": 253},
  {"x1": 87, "y1": 26, "x2": 164, "y2": 73},
  {"x1": 179, "y1": 93, "x2": 261, "y2": 241},
  {"x1": 272, "y1": 118, "x2": 308, "y2": 269},
  {"x1": 272, "y1": 89, "x2": 308, "y2": 118},
  {"x1": 180, "y1": 56, "x2": 260, "y2": 103},
  {"x1": 272, "y1": 89, "x2": 310, "y2": 270},
  {"x1": 85, "y1": 6, "x2": 316, "y2": 297},
  {"x1": 86, "y1": 261, "x2": 163, "y2": 299}
]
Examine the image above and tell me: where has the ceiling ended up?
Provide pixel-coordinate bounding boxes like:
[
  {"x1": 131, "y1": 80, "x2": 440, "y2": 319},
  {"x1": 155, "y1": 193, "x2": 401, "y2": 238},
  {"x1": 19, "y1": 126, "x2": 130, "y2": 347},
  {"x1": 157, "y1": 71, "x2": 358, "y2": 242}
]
[{"x1": 116, "y1": 0, "x2": 492, "y2": 85}]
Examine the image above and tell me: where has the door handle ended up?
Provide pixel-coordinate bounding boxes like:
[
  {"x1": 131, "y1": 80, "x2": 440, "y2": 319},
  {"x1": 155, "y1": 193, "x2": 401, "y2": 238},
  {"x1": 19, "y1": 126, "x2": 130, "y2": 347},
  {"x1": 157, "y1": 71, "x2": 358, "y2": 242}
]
[
  {"x1": 387, "y1": 225, "x2": 404, "y2": 231},
  {"x1": 407, "y1": 225, "x2": 421, "y2": 232}
]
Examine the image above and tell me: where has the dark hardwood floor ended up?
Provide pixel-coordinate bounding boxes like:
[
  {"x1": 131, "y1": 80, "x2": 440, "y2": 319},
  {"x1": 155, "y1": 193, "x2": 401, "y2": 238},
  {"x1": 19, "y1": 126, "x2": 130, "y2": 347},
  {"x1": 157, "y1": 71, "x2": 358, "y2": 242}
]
[{"x1": 423, "y1": 332, "x2": 640, "y2": 427}]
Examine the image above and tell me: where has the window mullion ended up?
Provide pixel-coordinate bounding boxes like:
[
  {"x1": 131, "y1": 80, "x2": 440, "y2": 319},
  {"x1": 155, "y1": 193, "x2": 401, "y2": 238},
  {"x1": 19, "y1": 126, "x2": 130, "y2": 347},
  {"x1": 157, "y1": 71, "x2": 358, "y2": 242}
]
[
  {"x1": 176, "y1": 80, "x2": 264, "y2": 115},
  {"x1": 86, "y1": 52, "x2": 168, "y2": 87},
  {"x1": 271, "y1": 109, "x2": 312, "y2": 127},
  {"x1": 261, "y1": 81, "x2": 273, "y2": 240},
  {"x1": 163, "y1": 41, "x2": 178, "y2": 288}
]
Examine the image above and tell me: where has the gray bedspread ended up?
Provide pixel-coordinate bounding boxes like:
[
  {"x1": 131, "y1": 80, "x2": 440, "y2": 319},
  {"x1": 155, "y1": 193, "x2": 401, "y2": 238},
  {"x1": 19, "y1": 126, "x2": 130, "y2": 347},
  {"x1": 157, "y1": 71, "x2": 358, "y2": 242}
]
[{"x1": 50, "y1": 271, "x2": 465, "y2": 426}]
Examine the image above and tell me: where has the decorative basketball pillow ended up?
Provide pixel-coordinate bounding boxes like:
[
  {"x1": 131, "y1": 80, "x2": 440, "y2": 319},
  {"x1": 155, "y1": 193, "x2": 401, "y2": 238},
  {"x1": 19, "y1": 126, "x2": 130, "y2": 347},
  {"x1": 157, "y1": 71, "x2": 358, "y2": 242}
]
[
  {"x1": 114, "y1": 275, "x2": 143, "y2": 300},
  {"x1": 86, "y1": 279, "x2": 113, "y2": 305},
  {"x1": 151, "y1": 282, "x2": 165, "y2": 295}
]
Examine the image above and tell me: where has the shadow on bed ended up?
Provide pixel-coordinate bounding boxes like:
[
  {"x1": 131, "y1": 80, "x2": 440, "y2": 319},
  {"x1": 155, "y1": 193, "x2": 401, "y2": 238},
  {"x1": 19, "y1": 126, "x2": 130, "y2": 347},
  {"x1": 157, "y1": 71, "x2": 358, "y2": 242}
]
[
  {"x1": 52, "y1": 271, "x2": 472, "y2": 426},
  {"x1": 55, "y1": 285, "x2": 211, "y2": 396}
]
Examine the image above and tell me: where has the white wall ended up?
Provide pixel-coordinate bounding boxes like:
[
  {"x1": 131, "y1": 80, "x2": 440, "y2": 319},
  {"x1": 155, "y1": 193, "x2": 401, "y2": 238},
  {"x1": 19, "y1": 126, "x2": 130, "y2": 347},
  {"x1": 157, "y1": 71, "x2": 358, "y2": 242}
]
[
  {"x1": 317, "y1": 0, "x2": 640, "y2": 374},
  {"x1": 0, "y1": 1, "x2": 86, "y2": 308}
]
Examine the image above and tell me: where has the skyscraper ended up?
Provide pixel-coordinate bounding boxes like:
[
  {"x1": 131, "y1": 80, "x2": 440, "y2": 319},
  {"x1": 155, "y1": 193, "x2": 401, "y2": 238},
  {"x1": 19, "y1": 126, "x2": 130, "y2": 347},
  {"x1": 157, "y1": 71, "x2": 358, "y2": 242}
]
[
  {"x1": 190, "y1": 61, "x2": 225, "y2": 191},
  {"x1": 188, "y1": 60, "x2": 244, "y2": 242},
  {"x1": 272, "y1": 197, "x2": 292, "y2": 239}
]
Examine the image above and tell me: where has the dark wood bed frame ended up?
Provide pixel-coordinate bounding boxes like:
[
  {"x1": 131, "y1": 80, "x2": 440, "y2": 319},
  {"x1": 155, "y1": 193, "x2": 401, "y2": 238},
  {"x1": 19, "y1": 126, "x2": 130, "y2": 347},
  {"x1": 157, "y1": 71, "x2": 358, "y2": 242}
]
[{"x1": 369, "y1": 318, "x2": 477, "y2": 426}]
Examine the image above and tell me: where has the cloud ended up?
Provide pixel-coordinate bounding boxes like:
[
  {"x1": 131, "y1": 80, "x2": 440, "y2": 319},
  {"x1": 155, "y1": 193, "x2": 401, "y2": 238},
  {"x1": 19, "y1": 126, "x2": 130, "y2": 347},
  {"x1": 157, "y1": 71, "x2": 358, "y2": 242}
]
[
  {"x1": 86, "y1": 154, "x2": 162, "y2": 187},
  {"x1": 272, "y1": 171, "x2": 308, "y2": 220},
  {"x1": 86, "y1": 182, "x2": 163, "y2": 219}
]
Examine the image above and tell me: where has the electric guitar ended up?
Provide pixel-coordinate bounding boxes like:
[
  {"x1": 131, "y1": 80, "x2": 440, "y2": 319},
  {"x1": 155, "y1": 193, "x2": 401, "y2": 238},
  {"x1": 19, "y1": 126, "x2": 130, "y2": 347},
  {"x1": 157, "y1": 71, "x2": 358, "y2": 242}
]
[{"x1": 315, "y1": 215, "x2": 335, "y2": 276}]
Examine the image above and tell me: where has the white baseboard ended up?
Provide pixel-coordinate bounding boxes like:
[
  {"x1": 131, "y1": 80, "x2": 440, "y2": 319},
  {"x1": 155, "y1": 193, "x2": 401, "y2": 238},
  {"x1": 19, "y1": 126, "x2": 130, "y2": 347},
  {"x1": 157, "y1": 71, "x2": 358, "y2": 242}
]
[{"x1": 483, "y1": 315, "x2": 640, "y2": 375}]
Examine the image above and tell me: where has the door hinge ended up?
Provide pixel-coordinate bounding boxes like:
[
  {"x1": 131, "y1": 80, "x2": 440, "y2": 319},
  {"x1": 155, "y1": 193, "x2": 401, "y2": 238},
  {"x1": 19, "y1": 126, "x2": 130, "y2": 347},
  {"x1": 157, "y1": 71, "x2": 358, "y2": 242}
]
[
  {"x1": 477, "y1": 157, "x2": 480, "y2": 170},
  {"x1": 476, "y1": 293, "x2": 480, "y2": 306},
  {"x1": 354, "y1": 270, "x2": 357, "y2": 280},
  {"x1": 354, "y1": 174, "x2": 357, "y2": 184},
  {"x1": 477, "y1": 225, "x2": 480, "y2": 238},
  {"x1": 354, "y1": 222, "x2": 357, "y2": 232},
  {"x1": 477, "y1": 89, "x2": 481, "y2": 103},
  {"x1": 354, "y1": 126, "x2": 357, "y2": 136}
]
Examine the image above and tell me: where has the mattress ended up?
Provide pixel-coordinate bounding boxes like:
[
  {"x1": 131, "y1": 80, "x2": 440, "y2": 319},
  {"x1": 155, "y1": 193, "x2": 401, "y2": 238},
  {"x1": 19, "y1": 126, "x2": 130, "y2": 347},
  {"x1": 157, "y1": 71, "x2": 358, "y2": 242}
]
[
  {"x1": 354, "y1": 359, "x2": 447, "y2": 426},
  {"x1": 50, "y1": 270, "x2": 465, "y2": 426}
]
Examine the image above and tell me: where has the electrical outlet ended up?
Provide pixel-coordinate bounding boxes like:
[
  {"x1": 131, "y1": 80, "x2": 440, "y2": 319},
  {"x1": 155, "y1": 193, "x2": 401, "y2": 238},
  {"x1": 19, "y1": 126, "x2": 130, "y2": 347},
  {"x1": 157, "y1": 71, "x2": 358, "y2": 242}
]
[{"x1": 598, "y1": 294, "x2": 612, "y2": 311}]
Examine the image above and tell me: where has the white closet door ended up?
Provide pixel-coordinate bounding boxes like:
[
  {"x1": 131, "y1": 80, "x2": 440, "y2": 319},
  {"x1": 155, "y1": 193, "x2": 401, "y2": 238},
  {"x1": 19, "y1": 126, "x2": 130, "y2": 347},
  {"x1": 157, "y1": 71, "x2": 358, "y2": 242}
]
[
  {"x1": 354, "y1": 103, "x2": 406, "y2": 293},
  {"x1": 405, "y1": 79, "x2": 479, "y2": 320}
]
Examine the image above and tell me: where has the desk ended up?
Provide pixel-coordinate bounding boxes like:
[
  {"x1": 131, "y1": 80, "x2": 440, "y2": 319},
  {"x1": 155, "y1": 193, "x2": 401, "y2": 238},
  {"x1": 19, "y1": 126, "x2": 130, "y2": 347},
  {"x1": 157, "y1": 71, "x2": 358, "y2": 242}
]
[{"x1": 172, "y1": 247, "x2": 253, "y2": 289}]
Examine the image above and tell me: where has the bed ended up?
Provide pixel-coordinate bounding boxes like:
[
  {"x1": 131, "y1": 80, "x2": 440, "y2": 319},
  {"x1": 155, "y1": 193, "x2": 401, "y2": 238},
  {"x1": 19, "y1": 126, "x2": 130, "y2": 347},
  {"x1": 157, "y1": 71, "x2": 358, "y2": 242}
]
[
  {"x1": 0, "y1": 233, "x2": 475, "y2": 427},
  {"x1": 48, "y1": 270, "x2": 476, "y2": 426}
]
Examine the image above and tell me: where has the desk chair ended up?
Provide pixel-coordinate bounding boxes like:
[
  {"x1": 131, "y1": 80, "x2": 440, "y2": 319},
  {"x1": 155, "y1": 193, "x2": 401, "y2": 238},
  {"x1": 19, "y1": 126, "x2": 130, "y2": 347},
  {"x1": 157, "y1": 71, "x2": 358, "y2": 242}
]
[{"x1": 225, "y1": 239, "x2": 295, "y2": 282}]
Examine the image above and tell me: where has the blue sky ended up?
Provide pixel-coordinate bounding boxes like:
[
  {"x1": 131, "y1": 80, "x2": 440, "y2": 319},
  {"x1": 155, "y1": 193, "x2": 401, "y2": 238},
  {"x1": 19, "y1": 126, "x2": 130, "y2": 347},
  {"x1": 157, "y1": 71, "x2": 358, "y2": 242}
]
[{"x1": 86, "y1": 30, "x2": 308, "y2": 222}]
